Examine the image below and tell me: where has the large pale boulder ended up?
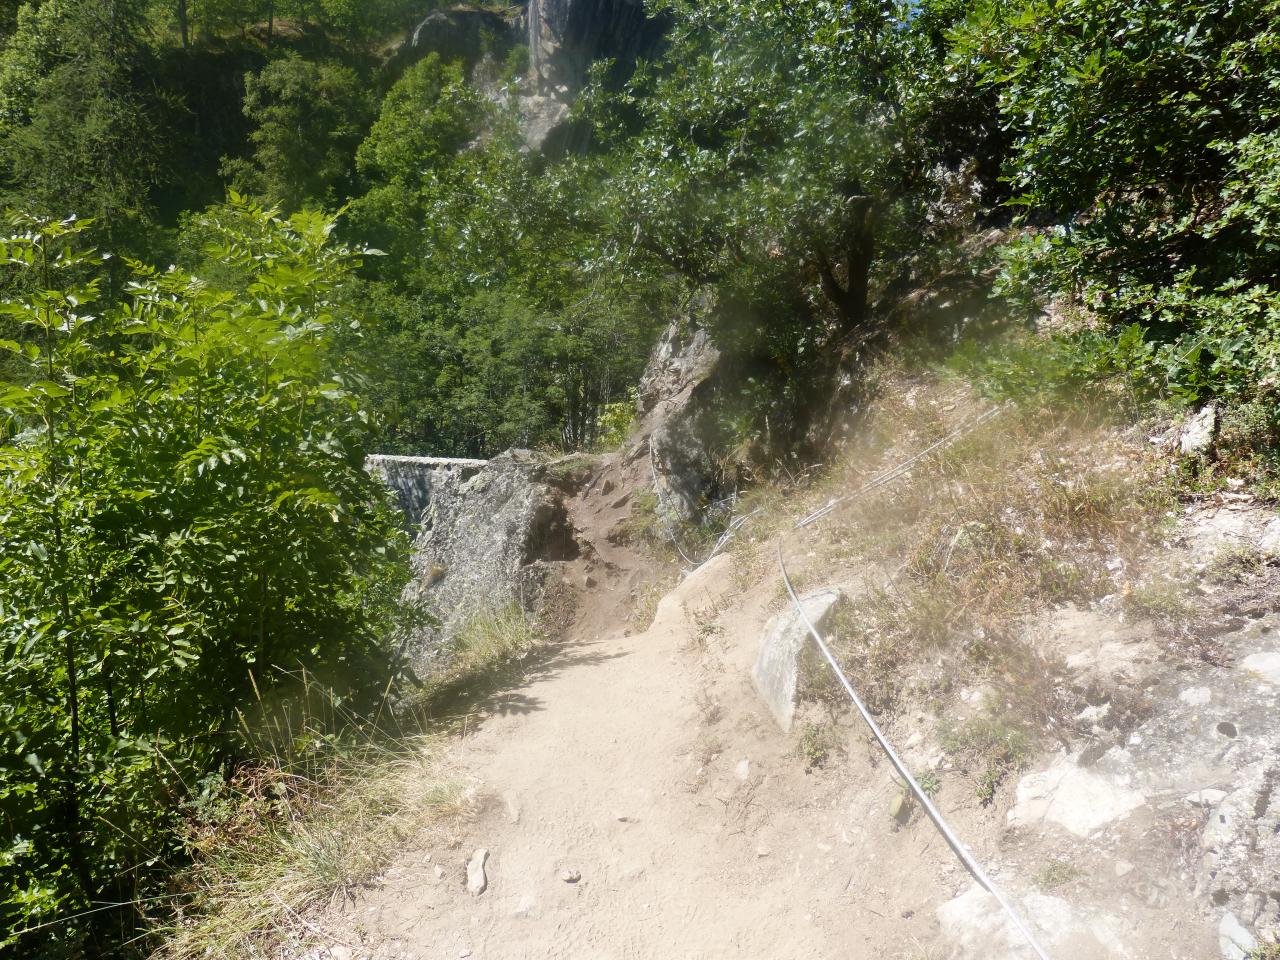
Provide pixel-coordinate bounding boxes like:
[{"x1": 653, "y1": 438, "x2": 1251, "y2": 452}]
[
  {"x1": 751, "y1": 589, "x2": 843, "y2": 732},
  {"x1": 525, "y1": 0, "x2": 662, "y2": 92},
  {"x1": 1006, "y1": 755, "x2": 1147, "y2": 838},
  {"x1": 936, "y1": 884, "x2": 1128, "y2": 959},
  {"x1": 631, "y1": 316, "x2": 727, "y2": 523},
  {"x1": 366, "y1": 455, "x2": 486, "y2": 529}
]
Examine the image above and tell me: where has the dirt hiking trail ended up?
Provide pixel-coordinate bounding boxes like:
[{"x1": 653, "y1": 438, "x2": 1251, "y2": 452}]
[
  {"x1": 336, "y1": 553, "x2": 957, "y2": 960},
  {"x1": 319, "y1": 437, "x2": 1224, "y2": 960}
]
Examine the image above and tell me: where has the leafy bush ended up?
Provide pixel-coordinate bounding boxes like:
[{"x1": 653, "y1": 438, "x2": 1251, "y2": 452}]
[
  {"x1": 343, "y1": 87, "x2": 670, "y2": 456},
  {"x1": 594, "y1": 397, "x2": 634, "y2": 451},
  {"x1": 960, "y1": 0, "x2": 1280, "y2": 406},
  {"x1": 587, "y1": 0, "x2": 990, "y2": 358},
  {"x1": 0, "y1": 198, "x2": 412, "y2": 955}
]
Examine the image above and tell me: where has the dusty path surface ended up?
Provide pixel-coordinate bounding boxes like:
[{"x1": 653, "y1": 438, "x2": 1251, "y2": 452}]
[
  {"x1": 326, "y1": 444, "x2": 980, "y2": 960},
  {"x1": 332, "y1": 547, "x2": 956, "y2": 960},
  {"x1": 324, "y1": 454, "x2": 1257, "y2": 960},
  {"x1": 327, "y1": 561, "x2": 1165, "y2": 957}
]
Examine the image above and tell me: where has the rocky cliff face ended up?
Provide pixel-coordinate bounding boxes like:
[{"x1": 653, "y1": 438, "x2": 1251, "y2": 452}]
[
  {"x1": 366, "y1": 455, "x2": 487, "y2": 529},
  {"x1": 392, "y1": 6, "x2": 519, "y2": 74},
  {"x1": 394, "y1": 0, "x2": 662, "y2": 150},
  {"x1": 379, "y1": 451, "x2": 583, "y2": 671},
  {"x1": 522, "y1": 0, "x2": 663, "y2": 149},
  {"x1": 525, "y1": 0, "x2": 659, "y2": 91},
  {"x1": 631, "y1": 315, "x2": 728, "y2": 524}
]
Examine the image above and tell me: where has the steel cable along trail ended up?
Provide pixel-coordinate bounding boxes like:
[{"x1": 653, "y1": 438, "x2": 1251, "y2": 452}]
[
  {"x1": 795, "y1": 405, "x2": 1005, "y2": 530},
  {"x1": 778, "y1": 548, "x2": 1051, "y2": 959},
  {"x1": 775, "y1": 402, "x2": 1052, "y2": 960},
  {"x1": 648, "y1": 442, "x2": 758, "y2": 569}
]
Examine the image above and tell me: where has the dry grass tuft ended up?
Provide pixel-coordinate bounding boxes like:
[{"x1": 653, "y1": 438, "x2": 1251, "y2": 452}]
[
  {"x1": 419, "y1": 605, "x2": 545, "y2": 702},
  {"x1": 157, "y1": 737, "x2": 471, "y2": 960},
  {"x1": 154, "y1": 607, "x2": 548, "y2": 958},
  {"x1": 939, "y1": 710, "x2": 1035, "y2": 806},
  {"x1": 631, "y1": 568, "x2": 681, "y2": 629},
  {"x1": 766, "y1": 368, "x2": 1174, "y2": 799},
  {"x1": 1034, "y1": 857, "x2": 1082, "y2": 891}
]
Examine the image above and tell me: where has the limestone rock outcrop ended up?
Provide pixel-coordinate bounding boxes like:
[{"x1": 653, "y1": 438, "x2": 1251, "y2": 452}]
[
  {"x1": 393, "y1": 6, "x2": 519, "y2": 74},
  {"x1": 525, "y1": 0, "x2": 661, "y2": 92},
  {"x1": 397, "y1": 450, "x2": 582, "y2": 669},
  {"x1": 632, "y1": 315, "x2": 727, "y2": 524},
  {"x1": 366, "y1": 455, "x2": 486, "y2": 529}
]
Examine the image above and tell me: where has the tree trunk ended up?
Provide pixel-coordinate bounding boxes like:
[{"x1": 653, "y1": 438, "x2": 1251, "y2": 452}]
[
  {"x1": 267, "y1": 0, "x2": 274, "y2": 48},
  {"x1": 816, "y1": 199, "x2": 876, "y2": 335},
  {"x1": 178, "y1": 0, "x2": 188, "y2": 48}
]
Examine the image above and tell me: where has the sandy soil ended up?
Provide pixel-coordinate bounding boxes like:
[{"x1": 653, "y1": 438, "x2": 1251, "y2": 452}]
[{"x1": 317, "y1": 454, "x2": 1261, "y2": 960}]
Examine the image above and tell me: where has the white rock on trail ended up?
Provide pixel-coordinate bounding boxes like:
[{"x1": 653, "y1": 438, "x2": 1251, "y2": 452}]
[
  {"x1": 1007, "y1": 755, "x2": 1146, "y2": 838},
  {"x1": 1240, "y1": 651, "x2": 1280, "y2": 686},
  {"x1": 1260, "y1": 517, "x2": 1280, "y2": 556},
  {"x1": 503, "y1": 792, "x2": 521, "y2": 824},
  {"x1": 751, "y1": 588, "x2": 843, "y2": 732},
  {"x1": 1185, "y1": 788, "x2": 1229, "y2": 807},
  {"x1": 1180, "y1": 404, "x2": 1217, "y2": 456},
  {"x1": 1219, "y1": 911, "x2": 1257, "y2": 960},
  {"x1": 936, "y1": 884, "x2": 1127, "y2": 958},
  {"x1": 512, "y1": 893, "x2": 538, "y2": 918},
  {"x1": 466, "y1": 848, "x2": 489, "y2": 896},
  {"x1": 1179, "y1": 686, "x2": 1212, "y2": 706}
]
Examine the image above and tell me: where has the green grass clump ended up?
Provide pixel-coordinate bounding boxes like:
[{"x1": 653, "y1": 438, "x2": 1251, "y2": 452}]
[
  {"x1": 797, "y1": 722, "x2": 839, "y2": 772},
  {"x1": 422, "y1": 606, "x2": 545, "y2": 700},
  {"x1": 1034, "y1": 857, "x2": 1082, "y2": 891},
  {"x1": 940, "y1": 712, "x2": 1035, "y2": 806}
]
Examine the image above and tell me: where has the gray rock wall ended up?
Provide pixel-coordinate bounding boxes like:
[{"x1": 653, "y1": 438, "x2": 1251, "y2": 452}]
[
  {"x1": 395, "y1": 451, "x2": 581, "y2": 670},
  {"x1": 526, "y1": 0, "x2": 658, "y2": 91},
  {"x1": 632, "y1": 314, "x2": 728, "y2": 524},
  {"x1": 366, "y1": 455, "x2": 487, "y2": 529}
]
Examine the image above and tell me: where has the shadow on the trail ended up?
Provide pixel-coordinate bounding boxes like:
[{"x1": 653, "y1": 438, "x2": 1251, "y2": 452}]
[{"x1": 418, "y1": 641, "x2": 632, "y2": 735}]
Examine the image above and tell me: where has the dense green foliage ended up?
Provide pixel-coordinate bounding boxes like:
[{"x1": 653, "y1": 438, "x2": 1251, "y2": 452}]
[
  {"x1": 344, "y1": 53, "x2": 670, "y2": 454},
  {"x1": 223, "y1": 53, "x2": 372, "y2": 210},
  {"x1": 957, "y1": 0, "x2": 1280, "y2": 405},
  {"x1": 0, "y1": 1, "x2": 171, "y2": 259},
  {"x1": 0, "y1": 201, "x2": 411, "y2": 955},
  {"x1": 552, "y1": 0, "x2": 1000, "y2": 450},
  {"x1": 1, "y1": 0, "x2": 1280, "y2": 953}
]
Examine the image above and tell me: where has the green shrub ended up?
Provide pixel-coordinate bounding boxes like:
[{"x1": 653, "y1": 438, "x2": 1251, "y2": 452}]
[
  {"x1": 959, "y1": 0, "x2": 1280, "y2": 410},
  {"x1": 0, "y1": 200, "x2": 412, "y2": 955},
  {"x1": 940, "y1": 712, "x2": 1034, "y2": 806}
]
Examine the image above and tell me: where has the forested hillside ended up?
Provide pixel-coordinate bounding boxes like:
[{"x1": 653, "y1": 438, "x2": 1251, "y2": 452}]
[{"x1": 2, "y1": 0, "x2": 1279, "y2": 956}]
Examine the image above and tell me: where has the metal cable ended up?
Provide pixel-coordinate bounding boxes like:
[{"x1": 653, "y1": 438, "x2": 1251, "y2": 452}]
[
  {"x1": 777, "y1": 545, "x2": 1051, "y2": 960},
  {"x1": 649, "y1": 443, "x2": 758, "y2": 570},
  {"x1": 796, "y1": 405, "x2": 1006, "y2": 529}
]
